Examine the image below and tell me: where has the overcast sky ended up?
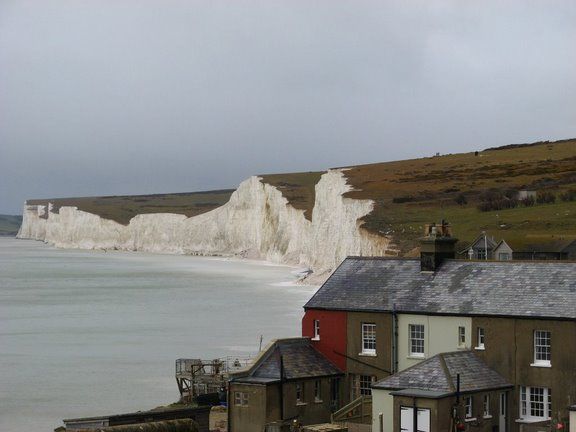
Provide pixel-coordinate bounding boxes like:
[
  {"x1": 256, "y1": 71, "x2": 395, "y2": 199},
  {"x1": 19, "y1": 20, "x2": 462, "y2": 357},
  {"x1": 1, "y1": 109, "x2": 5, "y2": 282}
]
[{"x1": 1, "y1": 1, "x2": 575, "y2": 214}]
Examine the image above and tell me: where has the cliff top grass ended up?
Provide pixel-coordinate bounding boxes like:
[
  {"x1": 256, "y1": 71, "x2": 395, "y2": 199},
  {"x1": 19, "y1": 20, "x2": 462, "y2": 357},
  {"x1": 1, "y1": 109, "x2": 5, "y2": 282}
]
[
  {"x1": 258, "y1": 138, "x2": 576, "y2": 252},
  {"x1": 27, "y1": 190, "x2": 234, "y2": 226},
  {"x1": 342, "y1": 138, "x2": 576, "y2": 251},
  {"x1": 258, "y1": 171, "x2": 324, "y2": 220}
]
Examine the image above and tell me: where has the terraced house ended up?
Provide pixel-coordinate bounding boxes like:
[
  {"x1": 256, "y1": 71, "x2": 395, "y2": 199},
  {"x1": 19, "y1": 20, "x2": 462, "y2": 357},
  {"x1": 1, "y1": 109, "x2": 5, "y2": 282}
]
[{"x1": 302, "y1": 222, "x2": 576, "y2": 432}]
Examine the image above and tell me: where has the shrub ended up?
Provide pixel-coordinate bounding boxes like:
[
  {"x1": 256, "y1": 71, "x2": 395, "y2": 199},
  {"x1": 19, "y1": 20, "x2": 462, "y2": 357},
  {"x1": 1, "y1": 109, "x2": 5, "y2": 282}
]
[
  {"x1": 392, "y1": 195, "x2": 416, "y2": 203},
  {"x1": 536, "y1": 191, "x2": 556, "y2": 204},
  {"x1": 560, "y1": 189, "x2": 576, "y2": 202},
  {"x1": 521, "y1": 196, "x2": 535, "y2": 207},
  {"x1": 454, "y1": 193, "x2": 467, "y2": 206},
  {"x1": 477, "y1": 197, "x2": 518, "y2": 212}
]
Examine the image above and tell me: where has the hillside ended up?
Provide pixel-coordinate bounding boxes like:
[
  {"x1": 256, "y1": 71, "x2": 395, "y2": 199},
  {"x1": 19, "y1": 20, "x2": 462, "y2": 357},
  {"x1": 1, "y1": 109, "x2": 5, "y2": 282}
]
[
  {"x1": 0, "y1": 215, "x2": 23, "y2": 236},
  {"x1": 258, "y1": 139, "x2": 576, "y2": 252},
  {"x1": 19, "y1": 138, "x2": 576, "y2": 259}
]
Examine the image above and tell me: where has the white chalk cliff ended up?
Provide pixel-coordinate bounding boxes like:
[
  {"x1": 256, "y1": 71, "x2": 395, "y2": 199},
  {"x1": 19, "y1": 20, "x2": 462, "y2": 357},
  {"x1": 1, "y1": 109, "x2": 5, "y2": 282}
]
[{"x1": 18, "y1": 169, "x2": 396, "y2": 282}]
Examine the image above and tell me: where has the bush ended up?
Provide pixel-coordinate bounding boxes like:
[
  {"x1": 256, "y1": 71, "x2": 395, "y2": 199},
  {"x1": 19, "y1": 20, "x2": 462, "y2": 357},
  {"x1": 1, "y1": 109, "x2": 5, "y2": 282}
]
[
  {"x1": 454, "y1": 193, "x2": 467, "y2": 206},
  {"x1": 520, "y1": 196, "x2": 535, "y2": 207},
  {"x1": 536, "y1": 191, "x2": 556, "y2": 204},
  {"x1": 560, "y1": 189, "x2": 576, "y2": 202},
  {"x1": 477, "y1": 197, "x2": 518, "y2": 212},
  {"x1": 392, "y1": 195, "x2": 416, "y2": 203},
  {"x1": 477, "y1": 188, "x2": 518, "y2": 212}
]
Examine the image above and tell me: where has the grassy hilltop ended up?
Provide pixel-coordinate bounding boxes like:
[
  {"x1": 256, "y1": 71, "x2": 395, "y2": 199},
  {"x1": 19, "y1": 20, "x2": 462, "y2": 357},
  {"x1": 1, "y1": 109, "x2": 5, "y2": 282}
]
[
  {"x1": 261, "y1": 139, "x2": 576, "y2": 253},
  {"x1": 25, "y1": 138, "x2": 576, "y2": 253},
  {"x1": 0, "y1": 215, "x2": 23, "y2": 236}
]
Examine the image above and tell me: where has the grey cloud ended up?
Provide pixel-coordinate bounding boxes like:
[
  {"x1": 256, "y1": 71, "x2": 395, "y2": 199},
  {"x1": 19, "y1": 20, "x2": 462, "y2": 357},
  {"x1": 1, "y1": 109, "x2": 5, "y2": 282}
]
[{"x1": 1, "y1": 0, "x2": 575, "y2": 213}]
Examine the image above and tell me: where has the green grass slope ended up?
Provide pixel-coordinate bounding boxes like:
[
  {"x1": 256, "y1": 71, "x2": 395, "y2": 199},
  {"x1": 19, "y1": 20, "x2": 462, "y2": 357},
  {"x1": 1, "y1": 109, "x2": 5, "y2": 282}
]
[
  {"x1": 260, "y1": 139, "x2": 576, "y2": 253},
  {"x1": 0, "y1": 215, "x2": 23, "y2": 236}
]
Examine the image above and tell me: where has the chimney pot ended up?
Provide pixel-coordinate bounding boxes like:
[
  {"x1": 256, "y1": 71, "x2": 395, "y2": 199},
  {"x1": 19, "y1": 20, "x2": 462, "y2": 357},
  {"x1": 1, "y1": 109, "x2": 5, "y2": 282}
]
[{"x1": 420, "y1": 221, "x2": 458, "y2": 272}]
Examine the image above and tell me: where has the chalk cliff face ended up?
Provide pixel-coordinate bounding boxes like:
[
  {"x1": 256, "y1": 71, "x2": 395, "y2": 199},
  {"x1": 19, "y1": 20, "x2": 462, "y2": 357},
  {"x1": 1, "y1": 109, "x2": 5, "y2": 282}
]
[{"x1": 18, "y1": 169, "x2": 395, "y2": 282}]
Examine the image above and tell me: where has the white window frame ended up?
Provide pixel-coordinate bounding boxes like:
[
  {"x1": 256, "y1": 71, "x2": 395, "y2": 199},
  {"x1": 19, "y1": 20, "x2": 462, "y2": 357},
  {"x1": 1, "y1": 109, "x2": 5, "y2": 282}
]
[
  {"x1": 361, "y1": 323, "x2": 376, "y2": 355},
  {"x1": 532, "y1": 330, "x2": 551, "y2": 367},
  {"x1": 483, "y1": 394, "x2": 491, "y2": 418},
  {"x1": 458, "y1": 326, "x2": 466, "y2": 348},
  {"x1": 476, "y1": 327, "x2": 485, "y2": 350},
  {"x1": 409, "y1": 324, "x2": 425, "y2": 357},
  {"x1": 312, "y1": 319, "x2": 320, "y2": 341},
  {"x1": 465, "y1": 396, "x2": 474, "y2": 419},
  {"x1": 519, "y1": 386, "x2": 551, "y2": 422},
  {"x1": 314, "y1": 379, "x2": 322, "y2": 402}
]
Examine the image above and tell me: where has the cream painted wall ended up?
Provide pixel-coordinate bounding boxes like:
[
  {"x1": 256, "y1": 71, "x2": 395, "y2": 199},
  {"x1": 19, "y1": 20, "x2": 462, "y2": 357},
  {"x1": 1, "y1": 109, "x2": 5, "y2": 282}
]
[
  {"x1": 372, "y1": 390, "x2": 394, "y2": 432},
  {"x1": 570, "y1": 410, "x2": 575, "y2": 432},
  {"x1": 397, "y1": 314, "x2": 472, "y2": 370},
  {"x1": 372, "y1": 314, "x2": 472, "y2": 432}
]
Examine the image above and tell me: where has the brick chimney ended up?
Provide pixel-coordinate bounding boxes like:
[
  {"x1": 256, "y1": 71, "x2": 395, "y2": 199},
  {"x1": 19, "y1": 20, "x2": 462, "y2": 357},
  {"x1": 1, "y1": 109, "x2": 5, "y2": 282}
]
[{"x1": 420, "y1": 220, "x2": 458, "y2": 272}]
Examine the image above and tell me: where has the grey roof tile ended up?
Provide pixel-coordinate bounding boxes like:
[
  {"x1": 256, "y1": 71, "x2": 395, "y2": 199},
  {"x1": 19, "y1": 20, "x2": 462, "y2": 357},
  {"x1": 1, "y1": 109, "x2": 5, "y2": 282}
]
[
  {"x1": 304, "y1": 258, "x2": 576, "y2": 319},
  {"x1": 373, "y1": 351, "x2": 511, "y2": 393},
  {"x1": 231, "y1": 338, "x2": 343, "y2": 384}
]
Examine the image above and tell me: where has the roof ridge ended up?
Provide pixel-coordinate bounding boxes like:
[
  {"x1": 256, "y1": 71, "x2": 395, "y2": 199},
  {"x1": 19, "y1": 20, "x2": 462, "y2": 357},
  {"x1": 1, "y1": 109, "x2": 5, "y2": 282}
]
[{"x1": 438, "y1": 353, "x2": 456, "y2": 393}]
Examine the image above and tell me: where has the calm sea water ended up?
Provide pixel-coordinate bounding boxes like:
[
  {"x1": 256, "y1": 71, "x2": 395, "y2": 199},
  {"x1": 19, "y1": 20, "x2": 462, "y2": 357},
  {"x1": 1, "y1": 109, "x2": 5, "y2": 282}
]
[{"x1": 0, "y1": 238, "x2": 315, "y2": 432}]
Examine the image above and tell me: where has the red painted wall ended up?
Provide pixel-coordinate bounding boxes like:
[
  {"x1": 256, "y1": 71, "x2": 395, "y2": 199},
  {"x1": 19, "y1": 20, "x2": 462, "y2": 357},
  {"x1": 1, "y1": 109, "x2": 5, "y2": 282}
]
[{"x1": 302, "y1": 309, "x2": 347, "y2": 371}]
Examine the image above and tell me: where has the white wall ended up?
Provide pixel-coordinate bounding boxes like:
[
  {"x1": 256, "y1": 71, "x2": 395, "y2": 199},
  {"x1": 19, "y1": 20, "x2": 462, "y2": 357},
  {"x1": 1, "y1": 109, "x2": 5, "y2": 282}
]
[{"x1": 397, "y1": 314, "x2": 472, "y2": 371}]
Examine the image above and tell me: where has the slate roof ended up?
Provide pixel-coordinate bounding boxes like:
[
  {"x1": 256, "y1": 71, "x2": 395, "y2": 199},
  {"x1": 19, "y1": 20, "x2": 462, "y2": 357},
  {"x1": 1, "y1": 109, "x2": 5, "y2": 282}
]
[
  {"x1": 304, "y1": 258, "x2": 576, "y2": 319},
  {"x1": 230, "y1": 338, "x2": 343, "y2": 384},
  {"x1": 373, "y1": 351, "x2": 511, "y2": 394}
]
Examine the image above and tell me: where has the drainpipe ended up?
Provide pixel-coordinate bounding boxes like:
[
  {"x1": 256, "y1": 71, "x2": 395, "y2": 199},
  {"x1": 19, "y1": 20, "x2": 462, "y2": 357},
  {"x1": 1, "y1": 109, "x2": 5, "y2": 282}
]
[
  {"x1": 413, "y1": 397, "x2": 418, "y2": 432},
  {"x1": 483, "y1": 231, "x2": 488, "y2": 261},
  {"x1": 279, "y1": 354, "x2": 284, "y2": 422},
  {"x1": 227, "y1": 383, "x2": 232, "y2": 432},
  {"x1": 392, "y1": 304, "x2": 399, "y2": 374},
  {"x1": 456, "y1": 373, "x2": 460, "y2": 405}
]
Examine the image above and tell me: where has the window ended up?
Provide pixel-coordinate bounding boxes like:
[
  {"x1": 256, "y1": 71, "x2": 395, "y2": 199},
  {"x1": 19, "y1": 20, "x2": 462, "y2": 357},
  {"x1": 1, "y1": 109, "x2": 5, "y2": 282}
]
[
  {"x1": 296, "y1": 382, "x2": 305, "y2": 404},
  {"x1": 458, "y1": 326, "x2": 466, "y2": 347},
  {"x1": 359, "y1": 375, "x2": 374, "y2": 396},
  {"x1": 533, "y1": 330, "x2": 551, "y2": 366},
  {"x1": 465, "y1": 396, "x2": 473, "y2": 418},
  {"x1": 330, "y1": 378, "x2": 340, "y2": 410},
  {"x1": 478, "y1": 248, "x2": 487, "y2": 260},
  {"x1": 498, "y1": 252, "x2": 511, "y2": 261},
  {"x1": 483, "y1": 394, "x2": 490, "y2": 417},
  {"x1": 476, "y1": 327, "x2": 485, "y2": 349},
  {"x1": 519, "y1": 387, "x2": 552, "y2": 421},
  {"x1": 234, "y1": 391, "x2": 249, "y2": 406},
  {"x1": 313, "y1": 319, "x2": 320, "y2": 340},
  {"x1": 314, "y1": 380, "x2": 322, "y2": 402},
  {"x1": 409, "y1": 324, "x2": 425, "y2": 357},
  {"x1": 361, "y1": 323, "x2": 376, "y2": 355}
]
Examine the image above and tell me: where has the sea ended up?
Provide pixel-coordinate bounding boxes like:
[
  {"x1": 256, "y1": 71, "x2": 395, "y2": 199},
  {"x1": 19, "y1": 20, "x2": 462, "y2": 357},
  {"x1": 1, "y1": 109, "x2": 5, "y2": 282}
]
[{"x1": 0, "y1": 237, "x2": 316, "y2": 432}]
